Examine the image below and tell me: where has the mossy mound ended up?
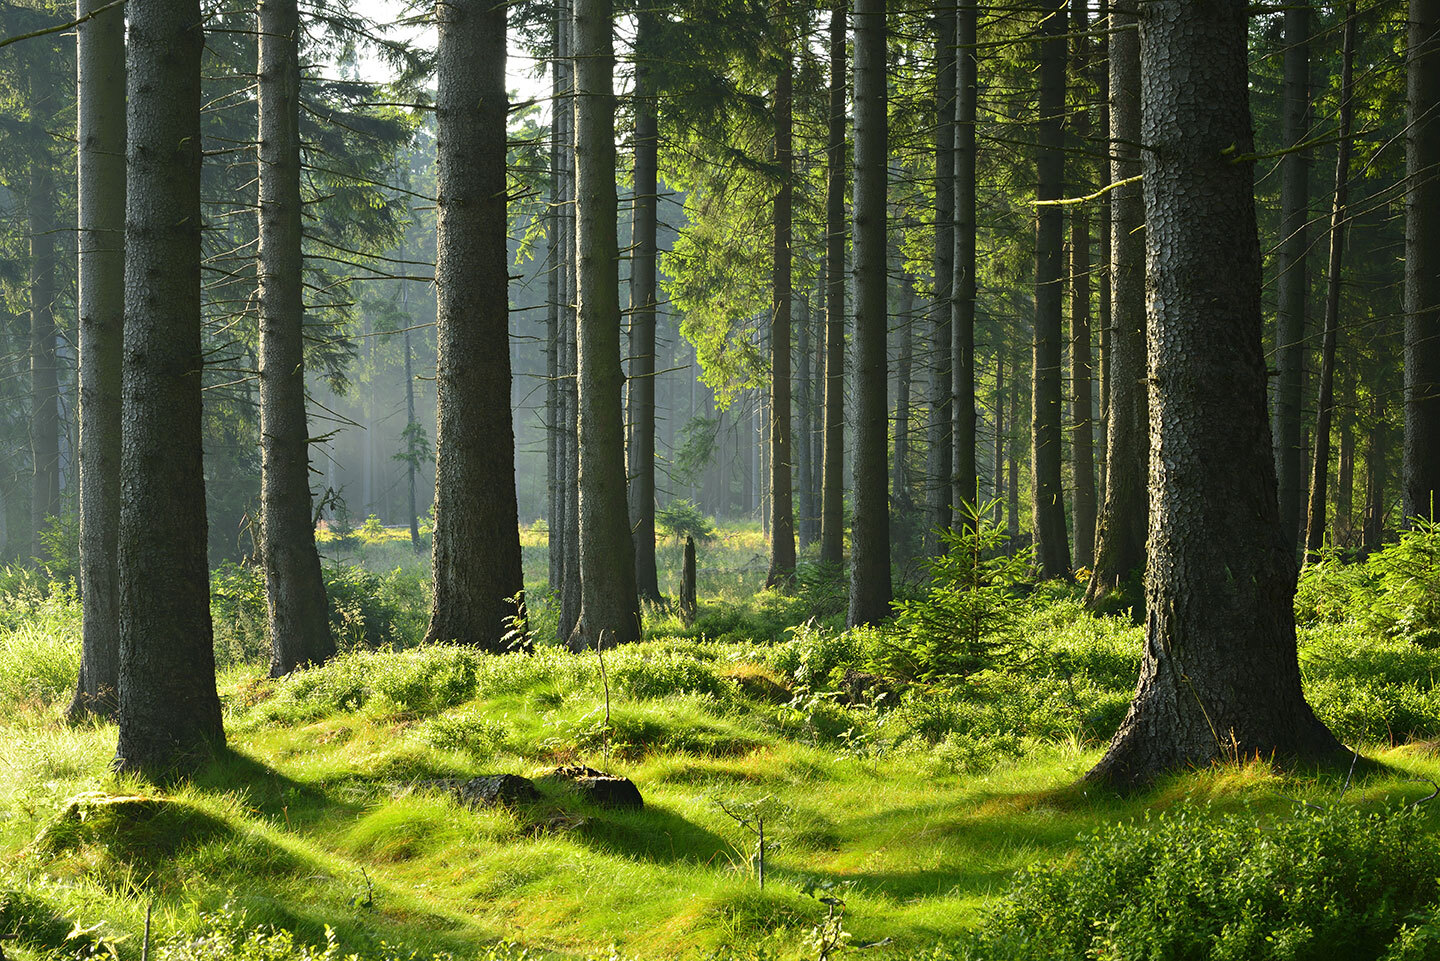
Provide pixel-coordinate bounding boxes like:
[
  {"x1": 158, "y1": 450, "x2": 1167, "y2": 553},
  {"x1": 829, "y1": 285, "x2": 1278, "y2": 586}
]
[{"x1": 35, "y1": 791, "x2": 231, "y2": 863}]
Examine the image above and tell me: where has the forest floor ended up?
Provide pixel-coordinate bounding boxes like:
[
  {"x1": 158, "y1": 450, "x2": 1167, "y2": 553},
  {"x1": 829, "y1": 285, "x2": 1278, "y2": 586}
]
[{"x1": 3, "y1": 524, "x2": 1440, "y2": 959}]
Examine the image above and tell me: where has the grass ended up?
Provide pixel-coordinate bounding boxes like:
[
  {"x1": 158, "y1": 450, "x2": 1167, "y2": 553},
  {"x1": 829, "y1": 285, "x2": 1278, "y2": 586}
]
[{"x1": 4, "y1": 530, "x2": 1440, "y2": 958}]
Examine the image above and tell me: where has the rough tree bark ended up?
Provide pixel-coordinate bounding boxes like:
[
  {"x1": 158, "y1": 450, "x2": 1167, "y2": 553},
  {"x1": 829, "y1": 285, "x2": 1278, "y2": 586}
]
[
  {"x1": 819, "y1": 0, "x2": 847, "y2": 567},
  {"x1": 953, "y1": 0, "x2": 978, "y2": 530},
  {"x1": 1087, "y1": 0, "x2": 1343, "y2": 787},
  {"x1": 927, "y1": 4, "x2": 955, "y2": 551},
  {"x1": 1303, "y1": 3, "x2": 1357, "y2": 560},
  {"x1": 766, "y1": 42, "x2": 796, "y2": 588},
  {"x1": 628, "y1": 8, "x2": 661, "y2": 601},
  {"x1": 847, "y1": 0, "x2": 891, "y2": 627},
  {"x1": 70, "y1": 0, "x2": 126, "y2": 720},
  {"x1": 1403, "y1": 0, "x2": 1440, "y2": 521},
  {"x1": 258, "y1": 0, "x2": 334, "y2": 675},
  {"x1": 546, "y1": 0, "x2": 564, "y2": 592},
  {"x1": 1274, "y1": 2, "x2": 1311, "y2": 548},
  {"x1": 424, "y1": 0, "x2": 525, "y2": 651},
  {"x1": 1085, "y1": 0, "x2": 1146, "y2": 607},
  {"x1": 893, "y1": 269, "x2": 915, "y2": 508},
  {"x1": 1067, "y1": 0, "x2": 1095, "y2": 570},
  {"x1": 1031, "y1": 0, "x2": 1070, "y2": 579},
  {"x1": 115, "y1": 0, "x2": 225, "y2": 771},
  {"x1": 569, "y1": 0, "x2": 641, "y2": 649}
]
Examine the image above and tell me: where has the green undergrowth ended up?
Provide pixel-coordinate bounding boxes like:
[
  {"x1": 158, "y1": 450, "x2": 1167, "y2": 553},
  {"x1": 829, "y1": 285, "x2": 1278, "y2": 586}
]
[{"x1": 9, "y1": 530, "x2": 1440, "y2": 957}]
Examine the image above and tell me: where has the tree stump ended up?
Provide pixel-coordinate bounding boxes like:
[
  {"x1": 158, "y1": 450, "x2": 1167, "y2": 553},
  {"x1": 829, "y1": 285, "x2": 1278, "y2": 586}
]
[{"x1": 680, "y1": 535, "x2": 697, "y2": 624}]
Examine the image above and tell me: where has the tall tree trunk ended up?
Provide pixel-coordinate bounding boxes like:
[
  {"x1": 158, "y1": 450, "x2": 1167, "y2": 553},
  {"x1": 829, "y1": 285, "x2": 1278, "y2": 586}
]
[
  {"x1": 29, "y1": 165, "x2": 59, "y2": 560},
  {"x1": 993, "y1": 350, "x2": 1004, "y2": 504},
  {"x1": 1085, "y1": 0, "x2": 1146, "y2": 606},
  {"x1": 820, "y1": 0, "x2": 847, "y2": 566},
  {"x1": 547, "y1": 0, "x2": 563, "y2": 590},
  {"x1": 1067, "y1": 0, "x2": 1095, "y2": 570},
  {"x1": 848, "y1": 0, "x2": 890, "y2": 627},
  {"x1": 1031, "y1": 0, "x2": 1070, "y2": 579},
  {"x1": 893, "y1": 269, "x2": 914, "y2": 508},
  {"x1": 767, "y1": 45, "x2": 797, "y2": 587},
  {"x1": 404, "y1": 328, "x2": 420, "y2": 550},
  {"x1": 1007, "y1": 351, "x2": 1021, "y2": 544},
  {"x1": 569, "y1": 0, "x2": 641, "y2": 649},
  {"x1": 1095, "y1": 0, "x2": 1111, "y2": 506},
  {"x1": 1364, "y1": 396, "x2": 1386, "y2": 552},
  {"x1": 1304, "y1": 3, "x2": 1357, "y2": 560},
  {"x1": 1404, "y1": 0, "x2": 1440, "y2": 521},
  {"x1": 425, "y1": 0, "x2": 525, "y2": 651},
  {"x1": 1274, "y1": 3, "x2": 1311, "y2": 548},
  {"x1": 559, "y1": 0, "x2": 582, "y2": 640},
  {"x1": 115, "y1": 0, "x2": 225, "y2": 771},
  {"x1": 797, "y1": 284, "x2": 815, "y2": 548},
  {"x1": 258, "y1": 0, "x2": 334, "y2": 675},
  {"x1": 1337, "y1": 367, "x2": 1354, "y2": 536},
  {"x1": 70, "y1": 0, "x2": 125, "y2": 720},
  {"x1": 927, "y1": 4, "x2": 955, "y2": 551},
  {"x1": 953, "y1": 0, "x2": 979, "y2": 530},
  {"x1": 629, "y1": 8, "x2": 661, "y2": 601},
  {"x1": 1087, "y1": 0, "x2": 1342, "y2": 787}
]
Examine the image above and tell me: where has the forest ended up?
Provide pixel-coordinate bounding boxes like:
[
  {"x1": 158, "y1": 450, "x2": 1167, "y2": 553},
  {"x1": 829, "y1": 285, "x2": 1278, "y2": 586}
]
[{"x1": 0, "y1": 0, "x2": 1439, "y2": 956}]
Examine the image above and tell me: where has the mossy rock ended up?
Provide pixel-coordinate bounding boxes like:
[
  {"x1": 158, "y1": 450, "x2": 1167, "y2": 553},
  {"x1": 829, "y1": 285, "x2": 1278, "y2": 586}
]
[
  {"x1": 35, "y1": 792, "x2": 230, "y2": 862},
  {"x1": 722, "y1": 664, "x2": 792, "y2": 704}
]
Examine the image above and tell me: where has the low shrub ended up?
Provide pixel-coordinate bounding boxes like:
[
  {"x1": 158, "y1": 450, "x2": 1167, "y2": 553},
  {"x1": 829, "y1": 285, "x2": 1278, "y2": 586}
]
[{"x1": 951, "y1": 804, "x2": 1440, "y2": 961}]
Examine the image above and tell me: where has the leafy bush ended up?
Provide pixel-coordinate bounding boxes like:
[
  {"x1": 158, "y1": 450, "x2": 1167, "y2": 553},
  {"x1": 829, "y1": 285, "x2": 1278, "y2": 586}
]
[
  {"x1": 877, "y1": 503, "x2": 1033, "y2": 682},
  {"x1": 793, "y1": 561, "x2": 847, "y2": 618},
  {"x1": 1296, "y1": 519, "x2": 1440, "y2": 641},
  {"x1": 0, "y1": 578, "x2": 81, "y2": 707},
  {"x1": 952, "y1": 805, "x2": 1440, "y2": 961}
]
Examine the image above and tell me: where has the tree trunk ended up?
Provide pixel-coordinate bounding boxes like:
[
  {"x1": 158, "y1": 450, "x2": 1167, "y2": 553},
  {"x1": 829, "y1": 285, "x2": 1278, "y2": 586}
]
[
  {"x1": 1337, "y1": 367, "x2": 1354, "y2": 537},
  {"x1": 29, "y1": 163, "x2": 59, "y2": 560},
  {"x1": 559, "y1": 0, "x2": 582, "y2": 640},
  {"x1": 847, "y1": 0, "x2": 890, "y2": 627},
  {"x1": 767, "y1": 47, "x2": 796, "y2": 587},
  {"x1": 628, "y1": 8, "x2": 661, "y2": 601},
  {"x1": 1087, "y1": 0, "x2": 1342, "y2": 787},
  {"x1": 820, "y1": 0, "x2": 847, "y2": 567},
  {"x1": 424, "y1": 0, "x2": 525, "y2": 651},
  {"x1": 1095, "y1": 0, "x2": 1111, "y2": 506},
  {"x1": 797, "y1": 285, "x2": 815, "y2": 548},
  {"x1": 1085, "y1": 0, "x2": 1146, "y2": 606},
  {"x1": 993, "y1": 350, "x2": 1004, "y2": 505},
  {"x1": 115, "y1": 0, "x2": 225, "y2": 771},
  {"x1": 1304, "y1": 3, "x2": 1356, "y2": 560},
  {"x1": 952, "y1": 0, "x2": 979, "y2": 530},
  {"x1": 1364, "y1": 396, "x2": 1386, "y2": 552},
  {"x1": 1403, "y1": 0, "x2": 1440, "y2": 522},
  {"x1": 1067, "y1": 0, "x2": 1095, "y2": 570},
  {"x1": 547, "y1": 0, "x2": 564, "y2": 591},
  {"x1": 404, "y1": 328, "x2": 420, "y2": 551},
  {"x1": 258, "y1": 0, "x2": 334, "y2": 675},
  {"x1": 70, "y1": 0, "x2": 125, "y2": 720},
  {"x1": 1274, "y1": 3, "x2": 1311, "y2": 548},
  {"x1": 569, "y1": 0, "x2": 641, "y2": 649},
  {"x1": 1031, "y1": 0, "x2": 1070, "y2": 579},
  {"x1": 893, "y1": 269, "x2": 914, "y2": 508},
  {"x1": 1007, "y1": 353, "x2": 1021, "y2": 544},
  {"x1": 927, "y1": 4, "x2": 955, "y2": 551}
]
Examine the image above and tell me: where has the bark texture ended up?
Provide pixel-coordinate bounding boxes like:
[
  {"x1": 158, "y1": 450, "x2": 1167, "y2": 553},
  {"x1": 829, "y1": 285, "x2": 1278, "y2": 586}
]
[
  {"x1": 70, "y1": 0, "x2": 125, "y2": 720},
  {"x1": 259, "y1": 0, "x2": 334, "y2": 675},
  {"x1": 115, "y1": 0, "x2": 225, "y2": 771},
  {"x1": 819, "y1": 0, "x2": 847, "y2": 567},
  {"x1": 847, "y1": 0, "x2": 891, "y2": 626},
  {"x1": 1404, "y1": 0, "x2": 1440, "y2": 521},
  {"x1": 1085, "y1": 0, "x2": 1147, "y2": 606},
  {"x1": 927, "y1": 6, "x2": 955, "y2": 551},
  {"x1": 628, "y1": 8, "x2": 661, "y2": 602},
  {"x1": 952, "y1": 0, "x2": 978, "y2": 529},
  {"x1": 424, "y1": 0, "x2": 525, "y2": 651},
  {"x1": 569, "y1": 0, "x2": 641, "y2": 649},
  {"x1": 29, "y1": 150, "x2": 59, "y2": 560},
  {"x1": 1067, "y1": 0, "x2": 1095, "y2": 569},
  {"x1": 1303, "y1": 4, "x2": 1356, "y2": 559},
  {"x1": 1274, "y1": 4, "x2": 1311, "y2": 548},
  {"x1": 766, "y1": 48, "x2": 796, "y2": 588},
  {"x1": 1088, "y1": 0, "x2": 1343, "y2": 787},
  {"x1": 1031, "y1": 0, "x2": 1070, "y2": 579}
]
